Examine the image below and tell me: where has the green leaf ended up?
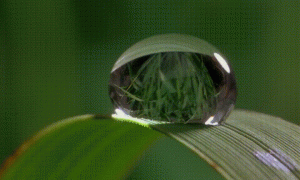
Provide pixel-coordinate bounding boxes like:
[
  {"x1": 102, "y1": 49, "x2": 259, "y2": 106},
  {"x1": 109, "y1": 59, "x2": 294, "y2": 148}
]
[
  {"x1": 113, "y1": 109, "x2": 300, "y2": 180},
  {"x1": 1, "y1": 110, "x2": 300, "y2": 180},
  {"x1": 0, "y1": 115, "x2": 162, "y2": 180}
]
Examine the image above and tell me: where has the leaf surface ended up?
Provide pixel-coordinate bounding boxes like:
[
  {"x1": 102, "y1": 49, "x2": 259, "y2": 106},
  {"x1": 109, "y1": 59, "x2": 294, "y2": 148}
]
[
  {"x1": 114, "y1": 109, "x2": 300, "y2": 180},
  {"x1": 1, "y1": 110, "x2": 300, "y2": 180},
  {"x1": 0, "y1": 115, "x2": 162, "y2": 180}
]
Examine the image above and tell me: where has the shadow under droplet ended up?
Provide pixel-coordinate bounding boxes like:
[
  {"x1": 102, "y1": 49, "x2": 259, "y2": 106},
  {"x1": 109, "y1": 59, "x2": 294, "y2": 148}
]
[
  {"x1": 151, "y1": 123, "x2": 214, "y2": 134},
  {"x1": 93, "y1": 114, "x2": 112, "y2": 120}
]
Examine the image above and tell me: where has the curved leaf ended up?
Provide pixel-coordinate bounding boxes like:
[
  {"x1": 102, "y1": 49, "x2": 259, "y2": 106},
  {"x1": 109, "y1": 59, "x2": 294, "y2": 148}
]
[
  {"x1": 113, "y1": 109, "x2": 300, "y2": 180},
  {"x1": 0, "y1": 115, "x2": 162, "y2": 180},
  {"x1": 1, "y1": 110, "x2": 300, "y2": 180}
]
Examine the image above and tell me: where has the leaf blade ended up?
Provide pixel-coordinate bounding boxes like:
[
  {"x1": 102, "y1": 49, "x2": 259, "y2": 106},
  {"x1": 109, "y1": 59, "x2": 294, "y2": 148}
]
[
  {"x1": 1, "y1": 110, "x2": 300, "y2": 180},
  {"x1": 146, "y1": 110, "x2": 300, "y2": 180},
  {"x1": 0, "y1": 115, "x2": 162, "y2": 180}
]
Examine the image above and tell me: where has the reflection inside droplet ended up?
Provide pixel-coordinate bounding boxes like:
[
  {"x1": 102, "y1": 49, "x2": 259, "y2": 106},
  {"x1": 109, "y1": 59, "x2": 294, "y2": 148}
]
[
  {"x1": 214, "y1": 53, "x2": 230, "y2": 73},
  {"x1": 110, "y1": 52, "x2": 236, "y2": 125},
  {"x1": 109, "y1": 35, "x2": 237, "y2": 125},
  {"x1": 204, "y1": 116, "x2": 218, "y2": 126}
]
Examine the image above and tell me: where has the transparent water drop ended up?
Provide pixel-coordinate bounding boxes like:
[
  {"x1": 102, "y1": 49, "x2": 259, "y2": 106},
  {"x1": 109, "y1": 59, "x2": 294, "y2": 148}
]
[{"x1": 109, "y1": 34, "x2": 237, "y2": 125}]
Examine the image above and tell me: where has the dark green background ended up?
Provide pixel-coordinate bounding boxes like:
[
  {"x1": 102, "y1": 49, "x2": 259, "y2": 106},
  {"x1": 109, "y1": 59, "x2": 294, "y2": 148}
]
[{"x1": 1, "y1": 0, "x2": 299, "y2": 178}]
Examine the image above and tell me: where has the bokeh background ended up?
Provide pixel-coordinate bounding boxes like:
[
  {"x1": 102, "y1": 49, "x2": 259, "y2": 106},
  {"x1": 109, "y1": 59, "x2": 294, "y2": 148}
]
[{"x1": 1, "y1": 0, "x2": 299, "y2": 179}]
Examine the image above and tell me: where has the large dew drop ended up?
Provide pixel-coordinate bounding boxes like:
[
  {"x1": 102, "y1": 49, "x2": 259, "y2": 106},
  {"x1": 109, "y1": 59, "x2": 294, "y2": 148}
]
[{"x1": 109, "y1": 34, "x2": 237, "y2": 125}]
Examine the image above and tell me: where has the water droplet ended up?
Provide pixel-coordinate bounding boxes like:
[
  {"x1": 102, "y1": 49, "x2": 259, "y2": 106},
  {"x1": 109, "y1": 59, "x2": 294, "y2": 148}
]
[{"x1": 109, "y1": 34, "x2": 237, "y2": 125}]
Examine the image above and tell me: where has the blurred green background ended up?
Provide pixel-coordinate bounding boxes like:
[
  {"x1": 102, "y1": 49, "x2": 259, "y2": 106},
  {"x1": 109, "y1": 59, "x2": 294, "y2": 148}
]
[{"x1": 1, "y1": 0, "x2": 299, "y2": 178}]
